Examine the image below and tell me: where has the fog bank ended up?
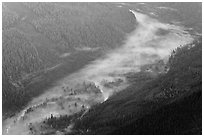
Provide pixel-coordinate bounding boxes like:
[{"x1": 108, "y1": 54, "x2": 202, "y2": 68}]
[{"x1": 3, "y1": 10, "x2": 194, "y2": 135}]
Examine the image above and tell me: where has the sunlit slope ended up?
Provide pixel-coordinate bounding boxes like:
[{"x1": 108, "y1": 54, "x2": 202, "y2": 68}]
[
  {"x1": 124, "y1": 2, "x2": 202, "y2": 34},
  {"x1": 2, "y1": 2, "x2": 201, "y2": 135},
  {"x1": 3, "y1": 8, "x2": 195, "y2": 134},
  {"x1": 2, "y1": 2, "x2": 136, "y2": 117}
]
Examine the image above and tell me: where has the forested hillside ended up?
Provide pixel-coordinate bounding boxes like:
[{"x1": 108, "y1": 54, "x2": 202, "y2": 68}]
[
  {"x1": 2, "y1": 2, "x2": 202, "y2": 135},
  {"x1": 2, "y1": 2, "x2": 136, "y2": 118},
  {"x1": 70, "y1": 38, "x2": 202, "y2": 135}
]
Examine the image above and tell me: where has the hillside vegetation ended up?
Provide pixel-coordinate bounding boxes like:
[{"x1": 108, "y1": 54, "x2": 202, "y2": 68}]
[
  {"x1": 2, "y1": 2, "x2": 136, "y2": 118},
  {"x1": 2, "y1": 3, "x2": 202, "y2": 135},
  {"x1": 70, "y1": 38, "x2": 202, "y2": 135}
]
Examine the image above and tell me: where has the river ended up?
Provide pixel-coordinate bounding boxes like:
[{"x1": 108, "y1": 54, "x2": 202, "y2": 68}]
[{"x1": 3, "y1": 10, "x2": 194, "y2": 135}]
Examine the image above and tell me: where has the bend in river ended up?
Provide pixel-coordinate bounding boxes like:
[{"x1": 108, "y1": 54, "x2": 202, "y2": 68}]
[{"x1": 3, "y1": 10, "x2": 194, "y2": 135}]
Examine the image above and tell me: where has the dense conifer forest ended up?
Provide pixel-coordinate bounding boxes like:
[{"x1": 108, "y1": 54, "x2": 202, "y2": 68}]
[
  {"x1": 2, "y1": 2, "x2": 135, "y2": 117},
  {"x1": 2, "y1": 2, "x2": 202, "y2": 135}
]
